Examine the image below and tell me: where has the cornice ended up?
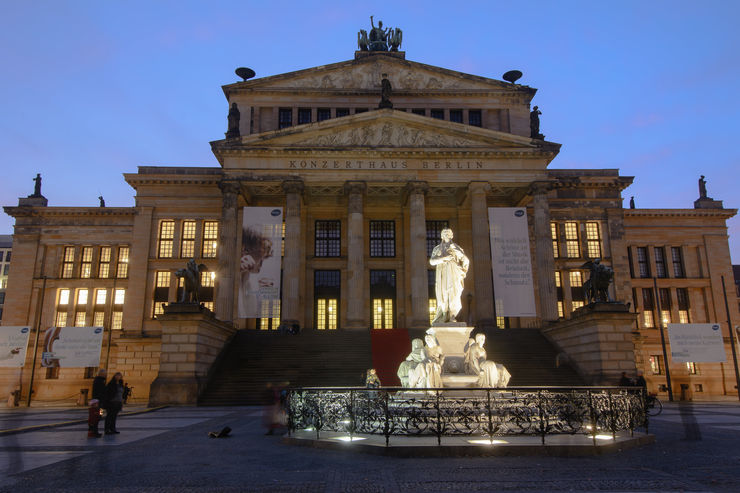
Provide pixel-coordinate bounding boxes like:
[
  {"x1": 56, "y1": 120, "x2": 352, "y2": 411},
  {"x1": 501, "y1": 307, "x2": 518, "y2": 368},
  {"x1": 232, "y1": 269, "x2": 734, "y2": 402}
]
[
  {"x1": 212, "y1": 147, "x2": 559, "y2": 160},
  {"x1": 624, "y1": 209, "x2": 737, "y2": 219},
  {"x1": 4, "y1": 206, "x2": 135, "y2": 218}
]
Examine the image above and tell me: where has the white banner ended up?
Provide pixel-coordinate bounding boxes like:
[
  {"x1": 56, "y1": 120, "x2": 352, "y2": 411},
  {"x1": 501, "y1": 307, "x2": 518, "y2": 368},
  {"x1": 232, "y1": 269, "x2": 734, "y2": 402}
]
[
  {"x1": 488, "y1": 207, "x2": 536, "y2": 317},
  {"x1": 668, "y1": 323, "x2": 727, "y2": 363},
  {"x1": 238, "y1": 207, "x2": 283, "y2": 318},
  {"x1": 40, "y1": 326, "x2": 104, "y2": 368},
  {"x1": 0, "y1": 326, "x2": 31, "y2": 368}
]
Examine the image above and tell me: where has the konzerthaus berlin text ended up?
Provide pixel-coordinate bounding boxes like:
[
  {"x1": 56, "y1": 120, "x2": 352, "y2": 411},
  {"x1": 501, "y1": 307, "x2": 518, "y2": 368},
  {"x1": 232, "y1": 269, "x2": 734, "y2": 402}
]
[{"x1": 2, "y1": 33, "x2": 738, "y2": 405}]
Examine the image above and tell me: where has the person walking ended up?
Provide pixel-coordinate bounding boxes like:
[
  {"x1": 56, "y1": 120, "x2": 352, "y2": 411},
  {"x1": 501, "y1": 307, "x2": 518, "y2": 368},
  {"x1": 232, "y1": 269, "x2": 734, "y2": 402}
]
[
  {"x1": 89, "y1": 369, "x2": 106, "y2": 437},
  {"x1": 103, "y1": 372, "x2": 124, "y2": 435}
]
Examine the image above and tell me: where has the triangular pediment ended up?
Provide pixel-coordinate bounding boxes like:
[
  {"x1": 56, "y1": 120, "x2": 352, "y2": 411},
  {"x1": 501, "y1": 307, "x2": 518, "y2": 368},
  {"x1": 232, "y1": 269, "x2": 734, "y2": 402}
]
[
  {"x1": 213, "y1": 110, "x2": 558, "y2": 153},
  {"x1": 224, "y1": 55, "x2": 531, "y2": 94}
]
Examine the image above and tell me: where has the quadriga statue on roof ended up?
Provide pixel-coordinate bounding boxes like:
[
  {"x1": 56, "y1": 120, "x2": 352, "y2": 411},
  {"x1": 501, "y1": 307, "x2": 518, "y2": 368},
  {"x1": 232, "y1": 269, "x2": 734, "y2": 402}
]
[{"x1": 357, "y1": 16, "x2": 402, "y2": 52}]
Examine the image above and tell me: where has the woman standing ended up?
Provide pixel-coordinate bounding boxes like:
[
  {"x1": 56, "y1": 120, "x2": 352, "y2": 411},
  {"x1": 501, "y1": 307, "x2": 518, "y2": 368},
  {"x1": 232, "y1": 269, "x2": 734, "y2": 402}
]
[{"x1": 104, "y1": 372, "x2": 124, "y2": 435}]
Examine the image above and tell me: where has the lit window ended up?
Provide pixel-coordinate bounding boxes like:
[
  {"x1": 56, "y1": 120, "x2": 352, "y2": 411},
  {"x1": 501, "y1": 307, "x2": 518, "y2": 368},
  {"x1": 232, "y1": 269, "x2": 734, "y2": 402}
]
[
  {"x1": 93, "y1": 311, "x2": 105, "y2": 326},
  {"x1": 111, "y1": 311, "x2": 123, "y2": 330},
  {"x1": 55, "y1": 311, "x2": 67, "y2": 327},
  {"x1": 202, "y1": 301, "x2": 214, "y2": 312},
  {"x1": 116, "y1": 246, "x2": 129, "y2": 278},
  {"x1": 95, "y1": 289, "x2": 107, "y2": 305},
  {"x1": 555, "y1": 271, "x2": 561, "y2": 288},
  {"x1": 114, "y1": 289, "x2": 125, "y2": 305},
  {"x1": 569, "y1": 271, "x2": 583, "y2": 287},
  {"x1": 564, "y1": 222, "x2": 579, "y2": 258},
  {"x1": 642, "y1": 288, "x2": 655, "y2": 328},
  {"x1": 571, "y1": 301, "x2": 584, "y2": 310},
  {"x1": 372, "y1": 299, "x2": 394, "y2": 329},
  {"x1": 557, "y1": 301, "x2": 564, "y2": 318},
  {"x1": 158, "y1": 220, "x2": 175, "y2": 258},
  {"x1": 677, "y1": 288, "x2": 690, "y2": 323},
  {"x1": 650, "y1": 355, "x2": 663, "y2": 374},
  {"x1": 153, "y1": 271, "x2": 170, "y2": 317},
  {"x1": 201, "y1": 271, "x2": 215, "y2": 288},
  {"x1": 643, "y1": 311, "x2": 655, "y2": 328},
  {"x1": 62, "y1": 246, "x2": 75, "y2": 278},
  {"x1": 259, "y1": 300, "x2": 281, "y2": 330},
  {"x1": 551, "y1": 222, "x2": 559, "y2": 258},
  {"x1": 75, "y1": 311, "x2": 87, "y2": 327},
  {"x1": 202, "y1": 221, "x2": 219, "y2": 258},
  {"x1": 181, "y1": 220, "x2": 196, "y2": 258},
  {"x1": 99, "y1": 247, "x2": 111, "y2": 278},
  {"x1": 585, "y1": 222, "x2": 601, "y2": 258},
  {"x1": 686, "y1": 362, "x2": 697, "y2": 374},
  {"x1": 496, "y1": 316, "x2": 505, "y2": 329},
  {"x1": 77, "y1": 289, "x2": 88, "y2": 305},
  {"x1": 429, "y1": 299, "x2": 437, "y2": 325},
  {"x1": 81, "y1": 247, "x2": 93, "y2": 278},
  {"x1": 58, "y1": 289, "x2": 70, "y2": 305}
]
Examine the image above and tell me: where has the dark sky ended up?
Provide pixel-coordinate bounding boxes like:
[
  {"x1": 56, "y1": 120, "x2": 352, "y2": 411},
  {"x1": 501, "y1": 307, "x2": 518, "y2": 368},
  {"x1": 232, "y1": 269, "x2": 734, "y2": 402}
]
[{"x1": 1, "y1": 1, "x2": 738, "y2": 261}]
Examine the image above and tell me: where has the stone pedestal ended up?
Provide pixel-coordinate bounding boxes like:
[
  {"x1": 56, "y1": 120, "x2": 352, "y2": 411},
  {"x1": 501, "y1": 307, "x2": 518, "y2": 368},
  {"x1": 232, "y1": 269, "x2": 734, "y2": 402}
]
[
  {"x1": 148, "y1": 303, "x2": 236, "y2": 406},
  {"x1": 541, "y1": 303, "x2": 637, "y2": 385},
  {"x1": 428, "y1": 324, "x2": 478, "y2": 387}
]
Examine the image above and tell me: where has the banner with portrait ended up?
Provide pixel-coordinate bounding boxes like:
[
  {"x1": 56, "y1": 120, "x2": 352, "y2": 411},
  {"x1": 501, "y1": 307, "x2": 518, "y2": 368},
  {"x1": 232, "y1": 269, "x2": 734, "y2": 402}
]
[
  {"x1": 668, "y1": 323, "x2": 727, "y2": 363},
  {"x1": 488, "y1": 207, "x2": 536, "y2": 317},
  {"x1": 238, "y1": 207, "x2": 283, "y2": 318},
  {"x1": 40, "y1": 326, "x2": 104, "y2": 368},
  {"x1": 0, "y1": 326, "x2": 31, "y2": 368}
]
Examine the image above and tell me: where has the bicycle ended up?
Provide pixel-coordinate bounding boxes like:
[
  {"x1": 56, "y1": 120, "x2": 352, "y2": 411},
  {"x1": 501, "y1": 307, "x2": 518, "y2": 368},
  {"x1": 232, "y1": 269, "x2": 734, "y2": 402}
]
[{"x1": 646, "y1": 394, "x2": 663, "y2": 416}]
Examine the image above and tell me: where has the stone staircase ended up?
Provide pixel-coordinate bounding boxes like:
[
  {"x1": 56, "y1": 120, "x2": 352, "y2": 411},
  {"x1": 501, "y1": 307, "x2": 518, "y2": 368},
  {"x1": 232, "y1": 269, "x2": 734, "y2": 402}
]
[
  {"x1": 483, "y1": 328, "x2": 584, "y2": 386},
  {"x1": 198, "y1": 329, "x2": 373, "y2": 406}
]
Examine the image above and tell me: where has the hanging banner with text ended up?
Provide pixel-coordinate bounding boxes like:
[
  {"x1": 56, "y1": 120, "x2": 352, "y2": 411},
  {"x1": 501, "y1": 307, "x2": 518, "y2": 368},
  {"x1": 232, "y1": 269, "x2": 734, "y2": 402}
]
[
  {"x1": 488, "y1": 207, "x2": 536, "y2": 317},
  {"x1": 668, "y1": 323, "x2": 727, "y2": 363},
  {"x1": 238, "y1": 207, "x2": 283, "y2": 318},
  {"x1": 0, "y1": 326, "x2": 31, "y2": 368},
  {"x1": 40, "y1": 326, "x2": 104, "y2": 368}
]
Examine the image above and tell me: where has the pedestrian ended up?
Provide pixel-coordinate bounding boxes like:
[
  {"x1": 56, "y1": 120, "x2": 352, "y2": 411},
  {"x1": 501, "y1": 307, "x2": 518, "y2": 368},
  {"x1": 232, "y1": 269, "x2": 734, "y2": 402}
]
[
  {"x1": 634, "y1": 370, "x2": 647, "y2": 391},
  {"x1": 619, "y1": 371, "x2": 632, "y2": 386},
  {"x1": 103, "y1": 372, "x2": 124, "y2": 435},
  {"x1": 87, "y1": 399, "x2": 102, "y2": 438},
  {"x1": 90, "y1": 369, "x2": 106, "y2": 436}
]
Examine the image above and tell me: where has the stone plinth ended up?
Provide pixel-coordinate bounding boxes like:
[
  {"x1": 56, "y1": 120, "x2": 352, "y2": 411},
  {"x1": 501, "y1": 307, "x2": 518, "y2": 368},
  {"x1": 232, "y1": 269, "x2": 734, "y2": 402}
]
[
  {"x1": 148, "y1": 303, "x2": 236, "y2": 406},
  {"x1": 428, "y1": 324, "x2": 476, "y2": 386},
  {"x1": 694, "y1": 197, "x2": 724, "y2": 209},
  {"x1": 541, "y1": 303, "x2": 637, "y2": 385},
  {"x1": 18, "y1": 196, "x2": 48, "y2": 207}
]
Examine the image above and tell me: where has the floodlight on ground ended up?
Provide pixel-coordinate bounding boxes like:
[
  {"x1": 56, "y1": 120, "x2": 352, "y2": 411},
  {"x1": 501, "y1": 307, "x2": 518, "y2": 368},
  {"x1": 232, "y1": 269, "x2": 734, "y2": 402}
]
[
  {"x1": 333, "y1": 436, "x2": 367, "y2": 442},
  {"x1": 594, "y1": 434, "x2": 614, "y2": 440},
  {"x1": 467, "y1": 439, "x2": 508, "y2": 445}
]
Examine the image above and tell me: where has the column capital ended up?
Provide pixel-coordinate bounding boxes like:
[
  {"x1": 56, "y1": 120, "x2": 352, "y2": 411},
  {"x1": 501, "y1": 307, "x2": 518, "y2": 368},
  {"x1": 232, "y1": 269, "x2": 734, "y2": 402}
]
[
  {"x1": 405, "y1": 180, "x2": 429, "y2": 195},
  {"x1": 528, "y1": 181, "x2": 554, "y2": 196},
  {"x1": 282, "y1": 179, "x2": 305, "y2": 195},
  {"x1": 343, "y1": 180, "x2": 367, "y2": 195},
  {"x1": 218, "y1": 180, "x2": 241, "y2": 195},
  {"x1": 468, "y1": 181, "x2": 491, "y2": 194}
]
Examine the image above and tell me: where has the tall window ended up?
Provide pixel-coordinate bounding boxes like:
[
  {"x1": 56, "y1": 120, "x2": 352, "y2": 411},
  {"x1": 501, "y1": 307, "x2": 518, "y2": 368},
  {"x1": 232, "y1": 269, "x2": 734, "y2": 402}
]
[
  {"x1": 642, "y1": 288, "x2": 655, "y2": 328},
  {"x1": 74, "y1": 288, "x2": 88, "y2": 327},
  {"x1": 98, "y1": 247, "x2": 111, "y2": 278},
  {"x1": 555, "y1": 271, "x2": 564, "y2": 318},
  {"x1": 649, "y1": 355, "x2": 663, "y2": 374},
  {"x1": 550, "y1": 222, "x2": 559, "y2": 258},
  {"x1": 200, "y1": 271, "x2": 215, "y2": 312},
  {"x1": 80, "y1": 247, "x2": 93, "y2": 278},
  {"x1": 158, "y1": 220, "x2": 175, "y2": 258},
  {"x1": 259, "y1": 299, "x2": 281, "y2": 330},
  {"x1": 315, "y1": 270, "x2": 340, "y2": 330},
  {"x1": 686, "y1": 362, "x2": 697, "y2": 375},
  {"x1": 278, "y1": 108, "x2": 292, "y2": 129},
  {"x1": 371, "y1": 270, "x2": 396, "y2": 329},
  {"x1": 336, "y1": 108, "x2": 350, "y2": 118},
  {"x1": 315, "y1": 220, "x2": 340, "y2": 257},
  {"x1": 468, "y1": 110, "x2": 482, "y2": 127},
  {"x1": 93, "y1": 289, "x2": 106, "y2": 326},
  {"x1": 430, "y1": 109, "x2": 444, "y2": 119},
  {"x1": 181, "y1": 220, "x2": 196, "y2": 258},
  {"x1": 428, "y1": 270, "x2": 437, "y2": 325},
  {"x1": 671, "y1": 247, "x2": 685, "y2": 278},
  {"x1": 202, "y1": 221, "x2": 219, "y2": 258},
  {"x1": 564, "y1": 222, "x2": 579, "y2": 258},
  {"x1": 658, "y1": 288, "x2": 672, "y2": 325},
  {"x1": 153, "y1": 271, "x2": 170, "y2": 317},
  {"x1": 426, "y1": 220, "x2": 449, "y2": 257},
  {"x1": 585, "y1": 222, "x2": 602, "y2": 258},
  {"x1": 369, "y1": 221, "x2": 395, "y2": 257},
  {"x1": 449, "y1": 109, "x2": 463, "y2": 123},
  {"x1": 317, "y1": 108, "x2": 331, "y2": 121},
  {"x1": 298, "y1": 108, "x2": 311, "y2": 124},
  {"x1": 569, "y1": 271, "x2": 584, "y2": 310},
  {"x1": 677, "y1": 288, "x2": 690, "y2": 323},
  {"x1": 55, "y1": 288, "x2": 70, "y2": 327},
  {"x1": 61, "y1": 246, "x2": 75, "y2": 278},
  {"x1": 654, "y1": 247, "x2": 667, "y2": 278},
  {"x1": 636, "y1": 247, "x2": 650, "y2": 278},
  {"x1": 116, "y1": 246, "x2": 129, "y2": 278},
  {"x1": 112, "y1": 289, "x2": 125, "y2": 330}
]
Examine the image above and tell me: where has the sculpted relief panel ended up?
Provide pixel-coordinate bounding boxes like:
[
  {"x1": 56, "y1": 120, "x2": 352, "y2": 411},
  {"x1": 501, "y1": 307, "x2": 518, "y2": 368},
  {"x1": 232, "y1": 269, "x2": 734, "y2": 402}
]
[{"x1": 292, "y1": 121, "x2": 483, "y2": 148}]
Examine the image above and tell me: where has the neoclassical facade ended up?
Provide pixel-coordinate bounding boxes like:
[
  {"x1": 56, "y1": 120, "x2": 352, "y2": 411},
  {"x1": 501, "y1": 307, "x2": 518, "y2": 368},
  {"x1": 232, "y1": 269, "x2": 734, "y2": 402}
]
[{"x1": 2, "y1": 48, "x2": 738, "y2": 404}]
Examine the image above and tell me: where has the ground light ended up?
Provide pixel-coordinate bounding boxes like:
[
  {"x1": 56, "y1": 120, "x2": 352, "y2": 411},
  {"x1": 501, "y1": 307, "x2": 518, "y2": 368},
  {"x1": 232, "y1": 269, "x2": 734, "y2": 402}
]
[
  {"x1": 594, "y1": 434, "x2": 615, "y2": 440},
  {"x1": 467, "y1": 439, "x2": 508, "y2": 445},
  {"x1": 332, "y1": 436, "x2": 367, "y2": 442}
]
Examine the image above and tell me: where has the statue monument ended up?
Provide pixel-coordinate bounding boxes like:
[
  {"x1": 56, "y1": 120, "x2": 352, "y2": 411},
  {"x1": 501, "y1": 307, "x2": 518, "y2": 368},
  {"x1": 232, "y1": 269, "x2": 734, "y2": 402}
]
[
  {"x1": 582, "y1": 258, "x2": 614, "y2": 304},
  {"x1": 378, "y1": 73, "x2": 393, "y2": 109},
  {"x1": 429, "y1": 228, "x2": 469, "y2": 324},
  {"x1": 698, "y1": 175, "x2": 708, "y2": 199},
  {"x1": 357, "y1": 16, "x2": 402, "y2": 52},
  {"x1": 464, "y1": 333, "x2": 511, "y2": 388},
  {"x1": 32, "y1": 173, "x2": 42, "y2": 197},
  {"x1": 225, "y1": 102, "x2": 240, "y2": 139},
  {"x1": 530, "y1": 106, "x2": 544, "y2": 140},
  {"x1": 175, "y1": 259, "x2": 209, "y2": 304}
]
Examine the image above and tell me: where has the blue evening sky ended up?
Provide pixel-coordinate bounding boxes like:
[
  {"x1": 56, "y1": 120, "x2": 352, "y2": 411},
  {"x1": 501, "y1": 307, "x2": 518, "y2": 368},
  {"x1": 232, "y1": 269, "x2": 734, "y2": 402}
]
[{"x1": 1, "y1": 1, "x2": 739, "y2": 262}]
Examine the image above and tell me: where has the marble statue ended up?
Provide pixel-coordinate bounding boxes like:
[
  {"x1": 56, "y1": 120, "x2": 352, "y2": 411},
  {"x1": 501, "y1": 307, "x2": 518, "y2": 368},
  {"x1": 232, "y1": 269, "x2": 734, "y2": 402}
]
[
  {"x1": 582, "y1": 258, "x2": 614, "y2": 304},
  {"x1": 423, "y1": 334, "x2": 445, "y2": 388},
  {"x1": 397, "y1": 338, "x2": 428, "y2": 388},
  {"x1": 464, "y1": 333, "x2": 511, "y2": 388},
  {"x1": 226, "y1": 103, "x2": 240, "y2": 139},
  {"x1": 429, "y1": 228, "x2": 469, "y2": 324},
  {"x1": 175, "y1": 258, "x2": 208, "y2": 304}
]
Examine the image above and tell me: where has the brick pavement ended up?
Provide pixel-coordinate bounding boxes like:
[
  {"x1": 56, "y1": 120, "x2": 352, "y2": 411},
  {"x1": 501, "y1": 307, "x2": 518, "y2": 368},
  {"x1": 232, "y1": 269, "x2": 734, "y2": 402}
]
[{"x1": 0, "y1": 402, "x2": 738, "y2": 492}]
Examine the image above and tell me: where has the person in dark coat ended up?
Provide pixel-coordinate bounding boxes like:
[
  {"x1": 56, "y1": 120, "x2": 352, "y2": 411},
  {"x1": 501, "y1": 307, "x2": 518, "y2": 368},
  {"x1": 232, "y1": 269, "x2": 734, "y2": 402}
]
[
  {"x1": 619, "y1": 371, "x2": 633, "y2": 386},
  {"x1": 103, "y1": 372, "x2": 124, "y2": 435},
  {"x1": 89, "y1": 369, "x2": 107, "y2": 437}
]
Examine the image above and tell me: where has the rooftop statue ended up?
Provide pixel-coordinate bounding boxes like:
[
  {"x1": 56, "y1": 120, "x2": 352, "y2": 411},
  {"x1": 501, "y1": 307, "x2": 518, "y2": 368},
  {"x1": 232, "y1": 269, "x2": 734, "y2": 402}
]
[
  {"x1": 430, "y1": 228, "x2": 469, "y2": 324},
  {"x1": 582, "y1": 258, "x2": 614, "y2": 304},
  {"x1": 98, "y1": 195, "x2": 105, "y2": 207},
  {"x1": 225, "y1": 103, "x2": 240, "y2": 139},
  {"x1": 530, "y1": 106, "x2": 543, "y2": 139},
  {"x1": 378, "y1": 73, "x2": 393, "y2": 109},
  {"x1": 358, "y1": 16, "x2": 402, "y2": 52},
  {"x1": 175, "y1": 258, "x2": 209, "y2": 304},
  {"x1": 32, "y1": 173, "x2": 42, "y2": 197},
  {"x1": 698, "y1": 175, "x2": 707, "y2": 199}
]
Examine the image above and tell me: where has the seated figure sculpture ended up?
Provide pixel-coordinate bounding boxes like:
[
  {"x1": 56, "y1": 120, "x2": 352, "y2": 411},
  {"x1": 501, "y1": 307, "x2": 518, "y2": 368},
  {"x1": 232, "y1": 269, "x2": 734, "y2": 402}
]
[
  {"x1": 423, "y1": 334, "x2": 445, "y2": 388},
  {"x1": 397, "y1": 339, "x2": 429, "y2": 388},
  {"x1": 464, "y1": 333, "x2": 512, "y2": 388}
]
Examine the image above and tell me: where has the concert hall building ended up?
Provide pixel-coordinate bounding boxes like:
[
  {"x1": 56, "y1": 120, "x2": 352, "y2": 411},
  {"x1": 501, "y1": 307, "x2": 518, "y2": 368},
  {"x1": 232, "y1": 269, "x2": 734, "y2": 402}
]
[{"x1": 2, "y1": 41, "x2": 738, "y2": 405}]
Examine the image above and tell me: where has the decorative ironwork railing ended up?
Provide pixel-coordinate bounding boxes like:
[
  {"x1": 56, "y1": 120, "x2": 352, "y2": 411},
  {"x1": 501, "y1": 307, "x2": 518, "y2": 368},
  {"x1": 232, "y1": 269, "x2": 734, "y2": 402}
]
[{"x1": 287, "y1": 386, "x2": 647, "y2": 446}]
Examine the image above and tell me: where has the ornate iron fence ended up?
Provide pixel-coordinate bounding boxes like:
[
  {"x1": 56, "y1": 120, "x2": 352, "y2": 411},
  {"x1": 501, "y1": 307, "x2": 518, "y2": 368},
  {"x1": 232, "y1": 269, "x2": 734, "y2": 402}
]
[{"x1": 287, "y1": 387, "x2": 647, "y2": 446}]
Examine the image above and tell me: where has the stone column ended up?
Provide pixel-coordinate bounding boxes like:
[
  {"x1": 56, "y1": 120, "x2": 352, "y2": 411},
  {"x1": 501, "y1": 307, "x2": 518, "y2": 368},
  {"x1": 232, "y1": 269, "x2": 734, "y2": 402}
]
[
  {"x1": 282, "y1": 180, "x2": 304, "y2": 328},
  {"x1": 406, "y1": 181, "x2": 429, "y2": 328},
  {"x1": 216, "y1": 181, "x2": 239, "y2": 323},
  {"x1": 468, "y1": 181, "x2": 495, "y2": 329},
  {"x1": 531, "y1": 182, "x2": 559, "y2": 322},
  {"x1": 123, "y1": 206, "x2": 153, "y2": 335},
  {"x1": 345, "y1": 181, "x2": 367, "y2": 329}
]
